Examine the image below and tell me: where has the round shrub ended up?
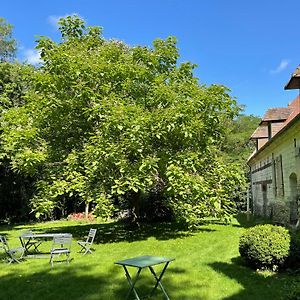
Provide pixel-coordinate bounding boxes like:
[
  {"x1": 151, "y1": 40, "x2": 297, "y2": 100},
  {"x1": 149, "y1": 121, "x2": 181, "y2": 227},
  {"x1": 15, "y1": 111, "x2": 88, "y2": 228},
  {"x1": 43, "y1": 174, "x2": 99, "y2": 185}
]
[{"x1": 239, "y1": 224, "x2": 290, "y2": 270}]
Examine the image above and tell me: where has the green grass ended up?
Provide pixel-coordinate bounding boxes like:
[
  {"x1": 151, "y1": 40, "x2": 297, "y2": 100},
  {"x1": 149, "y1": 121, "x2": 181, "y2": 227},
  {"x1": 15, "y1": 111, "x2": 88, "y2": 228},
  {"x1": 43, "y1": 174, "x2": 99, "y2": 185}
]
[{"x1": 0, "y1": 214, "x2": 298, "y2": 300}]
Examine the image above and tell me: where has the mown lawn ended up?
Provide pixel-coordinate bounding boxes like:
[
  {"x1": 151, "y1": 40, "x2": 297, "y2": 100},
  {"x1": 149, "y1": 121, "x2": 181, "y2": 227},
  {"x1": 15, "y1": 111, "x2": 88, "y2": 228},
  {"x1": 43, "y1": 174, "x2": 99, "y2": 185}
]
[{"x1": 0, "y1": 214, "x2": 298, "y2": 300}]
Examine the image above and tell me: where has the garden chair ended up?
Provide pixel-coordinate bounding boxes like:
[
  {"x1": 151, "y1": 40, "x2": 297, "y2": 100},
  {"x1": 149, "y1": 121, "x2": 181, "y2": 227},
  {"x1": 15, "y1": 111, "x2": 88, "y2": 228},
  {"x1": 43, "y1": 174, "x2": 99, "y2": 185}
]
[
  {"x1": 49, "y1": 234, "x2": 72, "y2": 267},
  {"x1": 21, "y1": 230, "x2": 42, "y2": 253},
  {"x1": 77, "y1": 228, "x2": 97, "y2": 255},
  {"x1": 0, "y1": 235, "x2": 25, "y2": 264}
]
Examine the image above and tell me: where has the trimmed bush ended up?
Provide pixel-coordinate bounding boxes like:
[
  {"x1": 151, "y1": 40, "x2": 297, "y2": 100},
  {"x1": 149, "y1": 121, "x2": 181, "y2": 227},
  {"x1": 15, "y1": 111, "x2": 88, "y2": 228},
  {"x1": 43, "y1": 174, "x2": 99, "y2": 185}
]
[{"x1": 239, "y1": 224, "x2": 290, "y2": 270}]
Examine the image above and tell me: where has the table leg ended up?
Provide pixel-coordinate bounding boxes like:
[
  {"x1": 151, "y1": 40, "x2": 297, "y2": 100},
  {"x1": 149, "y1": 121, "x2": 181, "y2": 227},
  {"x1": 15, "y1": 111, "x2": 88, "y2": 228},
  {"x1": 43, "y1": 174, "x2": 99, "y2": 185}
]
[
  {"x1": 19, "y1": 237, "x2": 29, "y2": 255},
  {"x1": 123, "y1": 266, "x2": 142, "y2": 300},
  {"x1": 149, "y1": 262, "x2": 171, "y2": 300}
]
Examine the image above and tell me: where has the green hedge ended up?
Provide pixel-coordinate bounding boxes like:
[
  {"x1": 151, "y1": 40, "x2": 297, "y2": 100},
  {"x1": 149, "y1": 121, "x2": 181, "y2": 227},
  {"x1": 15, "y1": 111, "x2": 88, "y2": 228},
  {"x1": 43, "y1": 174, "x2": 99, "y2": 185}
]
[{"x1": 239, "y1": 224, "x2": 290, "y2": 270}]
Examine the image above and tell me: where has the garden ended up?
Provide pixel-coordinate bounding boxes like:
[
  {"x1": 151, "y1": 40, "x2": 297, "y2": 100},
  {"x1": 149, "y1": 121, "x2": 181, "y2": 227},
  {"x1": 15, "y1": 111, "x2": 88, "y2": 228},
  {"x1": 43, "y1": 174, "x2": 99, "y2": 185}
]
[
  {"x1": 0, "y1": 15, "x2": 299, "y2": 300},
  {"x1": 1, "y1": 214, "x2": 300, "y2": 300}
]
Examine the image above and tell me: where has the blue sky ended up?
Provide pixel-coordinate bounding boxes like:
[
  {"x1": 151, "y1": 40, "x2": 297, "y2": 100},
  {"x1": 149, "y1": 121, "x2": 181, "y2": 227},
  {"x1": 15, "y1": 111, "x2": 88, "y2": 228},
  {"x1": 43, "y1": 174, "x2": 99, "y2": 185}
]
[{"x1": 2, "y1": 0, "x2": 300, "y2": 116}]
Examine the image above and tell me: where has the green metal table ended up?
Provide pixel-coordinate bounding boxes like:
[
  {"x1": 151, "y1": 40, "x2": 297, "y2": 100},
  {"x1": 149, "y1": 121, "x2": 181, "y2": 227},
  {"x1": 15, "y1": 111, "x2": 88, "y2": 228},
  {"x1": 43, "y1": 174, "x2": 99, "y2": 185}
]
[
  {"x1": 115, "y1": 255, "x2": 175, "y2": 300},
  {"x1": 19, "y1": 233, "x2": 72, "y2": 256}
]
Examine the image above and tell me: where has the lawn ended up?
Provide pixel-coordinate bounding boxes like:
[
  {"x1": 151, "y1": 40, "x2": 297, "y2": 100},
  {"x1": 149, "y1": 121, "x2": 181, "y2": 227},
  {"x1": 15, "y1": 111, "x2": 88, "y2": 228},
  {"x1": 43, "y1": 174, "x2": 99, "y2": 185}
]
[{"x1": 0, "y1": 214, "x2": 298, "y2": 300}]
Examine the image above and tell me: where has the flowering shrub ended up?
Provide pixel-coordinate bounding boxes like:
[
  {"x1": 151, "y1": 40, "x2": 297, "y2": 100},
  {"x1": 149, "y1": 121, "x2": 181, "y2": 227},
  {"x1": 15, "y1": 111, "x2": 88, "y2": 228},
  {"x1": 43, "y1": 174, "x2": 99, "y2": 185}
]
[{"x1": 67, "y1": 212, "x2": 95, "y2": 222}]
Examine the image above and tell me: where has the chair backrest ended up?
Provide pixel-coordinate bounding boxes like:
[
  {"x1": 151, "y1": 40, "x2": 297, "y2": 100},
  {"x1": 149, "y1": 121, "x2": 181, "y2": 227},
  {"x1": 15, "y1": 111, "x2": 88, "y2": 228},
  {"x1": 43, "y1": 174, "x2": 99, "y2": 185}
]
[
  {"x1": 51, "y1": 234, "x2": 72, "y2": 251},
  {"x1": 0, "y1": 235, "x2": 9, "y2": 251},
  {"x1": 86, "y1": 229, "x2": 97, "y2": 245},
  {"x1": 21, "y1": 230, "x2": 33, "y2": 239}
]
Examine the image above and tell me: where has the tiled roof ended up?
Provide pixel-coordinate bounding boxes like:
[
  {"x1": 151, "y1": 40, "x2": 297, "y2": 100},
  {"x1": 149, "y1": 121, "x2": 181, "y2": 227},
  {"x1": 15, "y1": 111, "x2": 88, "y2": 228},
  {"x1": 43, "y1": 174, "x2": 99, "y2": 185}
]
[
  {"x1": 285, "y1": 65, "x2": 300, "y2": 89},
  {"x1": 250, "y1": 126, "x2": 268, "y2": 139},
  {"x1": 285, "y1": 96, "x2": 300, "y2": 123},
  {"x1": 252, "y1": 97, "x2": 300, "y2": 139},
  {"x1": 248, "y1": 95, "x2": 300, "y2": 162},
  {"x1": 260, "y1": 107, "x2": 293, "y2": 123}
]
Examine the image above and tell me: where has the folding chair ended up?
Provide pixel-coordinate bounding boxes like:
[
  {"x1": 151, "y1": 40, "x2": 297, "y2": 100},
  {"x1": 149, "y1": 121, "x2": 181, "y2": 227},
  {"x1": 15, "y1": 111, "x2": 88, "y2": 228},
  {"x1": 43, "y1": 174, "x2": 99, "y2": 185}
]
[
  {"x1": 77, "y1": 228, "x2": 97, "y2": 255},
  {"x1": 49, "y1": 234, "x2": 72, "y2": 267},
  {"x1": 21, "y1": 230, "x2": 42, "y2": 253},
  {"x1": 0, "y1": 235, "x2": 24, "y2": 264}
]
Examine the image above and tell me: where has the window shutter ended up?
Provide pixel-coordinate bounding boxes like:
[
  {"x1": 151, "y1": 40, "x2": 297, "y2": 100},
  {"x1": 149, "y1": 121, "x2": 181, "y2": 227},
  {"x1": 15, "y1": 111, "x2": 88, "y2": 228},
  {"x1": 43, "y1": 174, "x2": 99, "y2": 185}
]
[
  {"x1": 272, "y1": 157, "x2": 277, "y2": 196},
  {"x1": 275, "y1": 155, "x2": 284, "y2": 197}
]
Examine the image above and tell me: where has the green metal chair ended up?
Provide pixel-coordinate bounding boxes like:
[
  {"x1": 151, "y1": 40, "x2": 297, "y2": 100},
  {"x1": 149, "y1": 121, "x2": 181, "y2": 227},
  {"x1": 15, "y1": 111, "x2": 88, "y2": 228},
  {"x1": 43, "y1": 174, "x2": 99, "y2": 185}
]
[
  {"x1": 0, "y1": 235, "x2": 25, "y2": 264},
  {"x1": 49, "y1": 234, "x2": 72, "y2": 267},
  {"x1": 77, "y1": 228, "x2": 97, "y2": 255}
]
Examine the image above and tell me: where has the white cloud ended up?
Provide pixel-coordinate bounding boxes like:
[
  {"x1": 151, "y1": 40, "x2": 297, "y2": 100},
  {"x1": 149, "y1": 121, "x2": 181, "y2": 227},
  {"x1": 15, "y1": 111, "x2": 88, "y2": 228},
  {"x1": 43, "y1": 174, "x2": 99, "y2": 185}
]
[
  {"x1": 23, "y1": 49, "x2": 42, "y2": 65},
  {"x1": 47, "y1": 13, "x2": 84, "y2": 29},
  {"x1": 48, "y1": 15, "x2": 62, "y2": 29},
  {"x1": 270, "y1": 59, "x2": 290, "y2": 74}
]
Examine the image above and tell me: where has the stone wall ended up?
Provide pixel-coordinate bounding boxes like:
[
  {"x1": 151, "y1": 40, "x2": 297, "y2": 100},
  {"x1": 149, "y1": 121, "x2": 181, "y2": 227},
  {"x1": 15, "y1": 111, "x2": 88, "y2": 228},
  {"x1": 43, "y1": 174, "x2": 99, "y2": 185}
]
[{"x1": 249, "y1": 120, "x2": 300, "y2": 224}]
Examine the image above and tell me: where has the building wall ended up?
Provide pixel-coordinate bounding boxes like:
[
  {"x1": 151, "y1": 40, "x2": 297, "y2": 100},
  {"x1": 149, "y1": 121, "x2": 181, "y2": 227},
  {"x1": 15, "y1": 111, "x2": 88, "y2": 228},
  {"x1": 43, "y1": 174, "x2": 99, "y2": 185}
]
[
  {"x1": 257, "y1": 138, "x2": 268, "y2": 149},
  {"x1": 249, "y1": 120, "x2": 300, "y2": 224}
]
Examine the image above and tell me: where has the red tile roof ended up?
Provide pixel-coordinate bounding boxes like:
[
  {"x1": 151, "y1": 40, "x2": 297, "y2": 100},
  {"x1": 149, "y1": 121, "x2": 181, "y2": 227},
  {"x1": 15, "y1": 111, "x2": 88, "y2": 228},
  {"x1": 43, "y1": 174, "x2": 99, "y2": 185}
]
[
  {"x1": 285, "y1": 96, "x2": 300, "y2": 123},
  {"x1": 285, "y1": 65, "x2": 300, "y2": 89},
  {"x1": 250, "y1": 126, "x2": 268, "y2": 139},
  {"x1": 248, "y1": 95, "x2": 300, "y2": 161},
  {"x1": 260, "y1": 107, "x2": 292, "y2": 123}
]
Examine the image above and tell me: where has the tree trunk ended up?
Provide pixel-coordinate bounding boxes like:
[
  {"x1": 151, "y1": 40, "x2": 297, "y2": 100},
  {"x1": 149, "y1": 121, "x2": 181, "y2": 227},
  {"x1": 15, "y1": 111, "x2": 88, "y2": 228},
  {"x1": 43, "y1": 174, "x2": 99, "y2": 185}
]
[
  {"x1": 129, "y1": 191, "x2": 141, "y2": 226},
  {"x1": 85, "y1": 202, "x2": 89, "y2": 220}
]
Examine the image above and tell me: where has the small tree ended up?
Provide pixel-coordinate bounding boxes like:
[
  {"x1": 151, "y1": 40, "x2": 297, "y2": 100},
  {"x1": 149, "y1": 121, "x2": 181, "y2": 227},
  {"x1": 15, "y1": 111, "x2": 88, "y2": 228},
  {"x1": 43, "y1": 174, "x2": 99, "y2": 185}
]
[{"x1": 0, "y1": 17, "x2": 16, "y2": 61}]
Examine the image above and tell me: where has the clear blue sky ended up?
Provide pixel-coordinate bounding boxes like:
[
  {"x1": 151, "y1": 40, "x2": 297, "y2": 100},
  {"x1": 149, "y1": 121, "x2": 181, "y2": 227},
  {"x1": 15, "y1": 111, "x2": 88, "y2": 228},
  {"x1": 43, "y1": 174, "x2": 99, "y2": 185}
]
[{"x1": 2, "y1": 0, "x2": 300, "y2": 116}]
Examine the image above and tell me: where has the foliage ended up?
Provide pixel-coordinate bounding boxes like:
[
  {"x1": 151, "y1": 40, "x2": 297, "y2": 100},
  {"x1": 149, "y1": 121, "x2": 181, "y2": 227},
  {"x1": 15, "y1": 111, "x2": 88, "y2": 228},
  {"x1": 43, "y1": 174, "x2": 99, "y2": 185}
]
[
  {"x1": 0, "y1": 62, "x2": 35, "y2": 222},
  {"x1": 285, "y1": 278, "x2": 300, "y2": 300},
  {"x1": 1, "y1": 15, "x2": 243, "y2": 225},
  {"x1": 219, "y1": 114, "x2": 261, "y2": 211},
  {"x1": 271, "y1": 201, "x2": 290, "y2": 225},
  {"x1": 285, "y1": 229, "x2": 300, "y2": 270},
  {"x1": 239, "y1": 224, "x2": 290, "y2": 270},
  {"x1": 0, "y1": 62, "x2": 34, "y2": 113},
  {"x1": 221, "y1": 114, "x2": 260, "y2": 166},
  {"x1": 0, "y1": 17, "x2": 16, "y2": 61},
  {"x1": 165, "y1": 158, "x2": 246, "y2": 228}
]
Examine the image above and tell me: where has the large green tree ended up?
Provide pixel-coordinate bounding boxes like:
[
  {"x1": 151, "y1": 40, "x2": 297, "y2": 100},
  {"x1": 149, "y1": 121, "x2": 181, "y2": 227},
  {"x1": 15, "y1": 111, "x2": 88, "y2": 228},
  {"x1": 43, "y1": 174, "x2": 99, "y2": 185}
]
[
  {"x1": 1, "y1": 16, "x2": 245, "y2": 226},
  {"x1": 0, "y1": 24, "x2": 34, "y2": 221}
]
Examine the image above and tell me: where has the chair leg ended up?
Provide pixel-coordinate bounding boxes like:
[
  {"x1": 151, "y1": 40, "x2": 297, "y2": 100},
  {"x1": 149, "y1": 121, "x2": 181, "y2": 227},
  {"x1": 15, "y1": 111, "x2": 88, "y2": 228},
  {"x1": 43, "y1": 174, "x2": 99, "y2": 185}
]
[
  {"x1": 84, "y1": 247, "x2": 92, "y2": 255},
  {"x1": 7, "y1": 249, "x2": 24, "y2": 264},
  {"x1": 50, "y1": 254, "x2": 54, "y2": 267}
]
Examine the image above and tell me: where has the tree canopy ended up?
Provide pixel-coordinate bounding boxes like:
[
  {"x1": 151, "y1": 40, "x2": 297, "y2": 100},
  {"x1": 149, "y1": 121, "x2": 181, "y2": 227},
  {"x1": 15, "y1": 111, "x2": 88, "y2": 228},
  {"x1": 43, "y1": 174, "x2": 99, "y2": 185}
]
[
  {"x1": 0, "y1": 17, "x2": 16, "y2": 61},
  {"x1": 1, "y1": 16, "x2": 247, "y2": 226},
  {"x1": 221, "y1": 114, "x2": 260, "y2": 166}
]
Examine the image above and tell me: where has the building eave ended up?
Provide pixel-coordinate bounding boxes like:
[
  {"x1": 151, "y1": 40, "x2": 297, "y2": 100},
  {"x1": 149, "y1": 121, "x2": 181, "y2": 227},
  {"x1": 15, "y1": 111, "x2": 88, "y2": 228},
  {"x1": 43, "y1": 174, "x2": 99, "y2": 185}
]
[{"x1": 247, "y1": 112, "x2": 300, "y2": 165}]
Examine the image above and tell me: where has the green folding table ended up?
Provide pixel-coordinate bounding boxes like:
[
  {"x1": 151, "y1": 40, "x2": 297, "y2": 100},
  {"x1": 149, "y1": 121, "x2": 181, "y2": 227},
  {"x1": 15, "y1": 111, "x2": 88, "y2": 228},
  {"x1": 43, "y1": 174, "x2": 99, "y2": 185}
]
[{"x1": 115, "y1": 255, "x2": 175, "y2": 300}]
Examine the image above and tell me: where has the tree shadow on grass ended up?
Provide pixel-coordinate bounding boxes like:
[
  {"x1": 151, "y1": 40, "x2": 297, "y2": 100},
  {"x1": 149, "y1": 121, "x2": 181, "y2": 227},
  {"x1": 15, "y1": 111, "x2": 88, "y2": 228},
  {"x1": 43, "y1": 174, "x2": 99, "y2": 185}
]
[
  {"x1": 113, "y1": 264, "x2": 202, "y2": 300},
  {"x1": 20, "y1": 221, "x2": 215, "y2": 244},
  {"x1": 0, "y1": 263, "x2": 119, "y2": 300},
  {"x1": 209, "y1": 257, "x2": 298, "y2": 300},
  {"x1": 0, "y1": 261, "x2": 198, "y2": 300},
  {"x1": 233, "y1": 213, "x2": 273, "y2": 229}
]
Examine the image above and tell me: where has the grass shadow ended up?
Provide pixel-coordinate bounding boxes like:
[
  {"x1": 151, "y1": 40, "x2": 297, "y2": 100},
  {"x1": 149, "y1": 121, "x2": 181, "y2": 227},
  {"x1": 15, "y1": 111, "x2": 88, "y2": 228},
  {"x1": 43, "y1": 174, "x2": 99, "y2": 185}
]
[
  {"x1": 209, "y1": 257, "x2": 298, "y2": 300},
  {"x1": 0, "y1": 259, "x2": 200, "y2": 300},
  {"x1": 20, "y1": 221, "x2": 215, "y2": 244},
  {"x1": 233, "y1": 213, "x2": 273, "y2": 229},
  {"x1": 0, "y1": 263, "x2": 121, "y2": 300}
]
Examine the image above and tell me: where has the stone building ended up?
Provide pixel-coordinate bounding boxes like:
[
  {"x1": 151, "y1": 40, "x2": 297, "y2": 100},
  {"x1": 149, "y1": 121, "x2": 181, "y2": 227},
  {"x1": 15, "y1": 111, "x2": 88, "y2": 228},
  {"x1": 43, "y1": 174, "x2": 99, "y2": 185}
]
[{"x1": 248, "y1": 66, "x2": 300, "y2": 224}]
